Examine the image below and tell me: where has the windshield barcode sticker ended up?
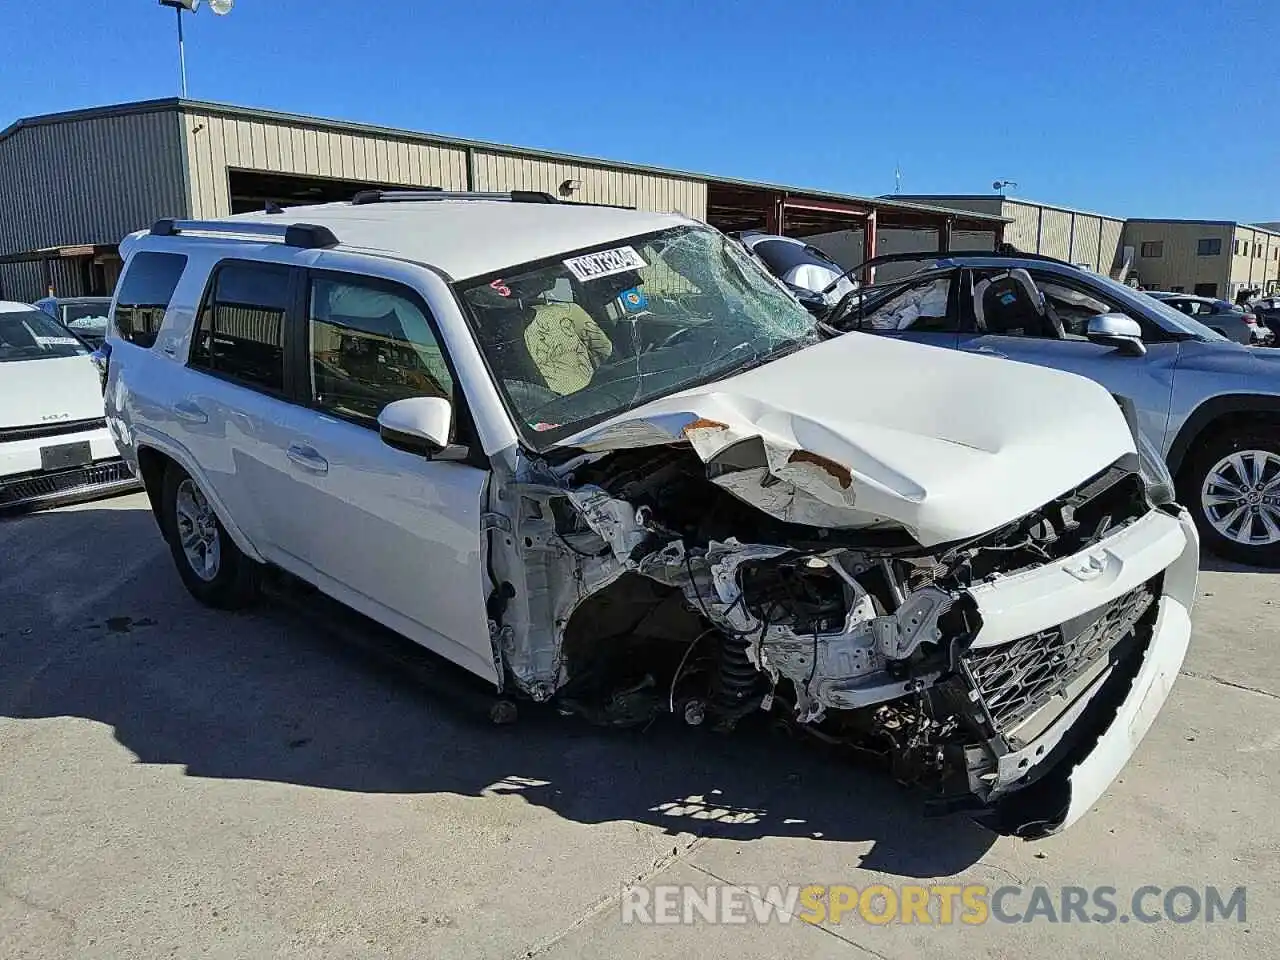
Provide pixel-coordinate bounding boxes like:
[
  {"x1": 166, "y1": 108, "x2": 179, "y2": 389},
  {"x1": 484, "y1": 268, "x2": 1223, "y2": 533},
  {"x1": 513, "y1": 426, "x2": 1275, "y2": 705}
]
[
  {"x1": 35, "y1": 336, "x2": 81, "y2": 346},
  {"x1": 563, "y1": 246, "x2": 647, "y2": 282}
]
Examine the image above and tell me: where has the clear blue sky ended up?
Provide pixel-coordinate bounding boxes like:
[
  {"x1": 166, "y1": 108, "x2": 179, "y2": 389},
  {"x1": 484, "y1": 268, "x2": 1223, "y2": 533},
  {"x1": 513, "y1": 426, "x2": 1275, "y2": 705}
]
[{"x1": 2, "y1": 1, "x2": 1276, "y2": 220}]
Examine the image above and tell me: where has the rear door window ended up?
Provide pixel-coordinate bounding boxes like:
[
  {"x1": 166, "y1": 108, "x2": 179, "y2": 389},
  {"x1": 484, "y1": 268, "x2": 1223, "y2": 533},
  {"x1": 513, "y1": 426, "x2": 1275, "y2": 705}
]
[
  {"x1": 113, "y1": 252, "x2": 187, "y2": 348},
  {"x1": 189, "y1": 261, "x2": 294, "y2": 394}
]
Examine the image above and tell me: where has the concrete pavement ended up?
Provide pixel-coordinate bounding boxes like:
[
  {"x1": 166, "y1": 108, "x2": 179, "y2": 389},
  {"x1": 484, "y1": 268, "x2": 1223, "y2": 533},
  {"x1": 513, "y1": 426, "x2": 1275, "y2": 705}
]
[{"x1": 0, "y1": 492, "x2": 1274, "y2": 958}]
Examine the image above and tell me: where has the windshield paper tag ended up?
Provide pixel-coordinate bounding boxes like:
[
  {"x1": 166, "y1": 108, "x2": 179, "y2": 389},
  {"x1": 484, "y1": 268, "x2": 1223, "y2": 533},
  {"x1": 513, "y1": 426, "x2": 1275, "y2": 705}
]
[
  {"x1": 563, "y1": 246, "x2": 647, "y2": 282},
  {"x1": 35, "y1": 336, "x2": 80, "y2": 346}
]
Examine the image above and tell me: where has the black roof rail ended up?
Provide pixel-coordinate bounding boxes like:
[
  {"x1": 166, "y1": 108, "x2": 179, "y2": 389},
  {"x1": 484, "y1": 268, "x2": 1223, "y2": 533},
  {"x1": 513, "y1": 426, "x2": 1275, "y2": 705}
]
[
  {"x1": 149, "y1": 218, "x2": 339, "y2": 249},
  {"x1": 350, "y1": 189, "x2": 560, "y2": 206}
]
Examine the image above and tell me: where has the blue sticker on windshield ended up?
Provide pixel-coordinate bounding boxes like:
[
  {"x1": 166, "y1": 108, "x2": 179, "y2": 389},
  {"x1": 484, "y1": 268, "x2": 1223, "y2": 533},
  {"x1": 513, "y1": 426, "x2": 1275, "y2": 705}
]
[{"x1": 619, "y1": 287, "x2": 649, "y2": 313}]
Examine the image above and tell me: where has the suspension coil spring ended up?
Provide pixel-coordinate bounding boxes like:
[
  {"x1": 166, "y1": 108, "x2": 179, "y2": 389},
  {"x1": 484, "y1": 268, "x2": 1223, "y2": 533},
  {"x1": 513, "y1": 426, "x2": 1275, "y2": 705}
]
[{"x1": 711, "y1": 631, "x2": 760, "y2": 719}]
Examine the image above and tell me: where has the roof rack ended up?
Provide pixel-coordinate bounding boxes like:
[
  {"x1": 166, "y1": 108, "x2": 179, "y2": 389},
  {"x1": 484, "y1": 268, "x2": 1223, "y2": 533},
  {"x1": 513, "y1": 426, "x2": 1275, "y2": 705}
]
[
  {"x1": 350, "y1": 189, "x2": 560, "y2": 206},
  {"x1": 149, "y1": 218, "x2": 339, "y2": 249}
]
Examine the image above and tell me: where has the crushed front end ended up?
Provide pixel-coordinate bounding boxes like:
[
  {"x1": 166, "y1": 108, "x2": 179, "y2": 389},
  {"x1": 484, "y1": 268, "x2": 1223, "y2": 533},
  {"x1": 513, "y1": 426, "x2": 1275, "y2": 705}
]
[{"x1": 483, "y1": 441, "x2": 1197, "y2": 838}]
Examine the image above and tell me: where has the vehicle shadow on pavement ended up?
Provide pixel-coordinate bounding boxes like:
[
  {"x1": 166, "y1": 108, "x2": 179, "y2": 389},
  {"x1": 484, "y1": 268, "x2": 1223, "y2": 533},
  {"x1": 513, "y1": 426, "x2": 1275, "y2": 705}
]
[
  {"x1": 0, "y1": 505, "x2": 995, "y2": 879},
  {"x1": 1197, "y1": 554, "x2": 1275, "y2": 575}
]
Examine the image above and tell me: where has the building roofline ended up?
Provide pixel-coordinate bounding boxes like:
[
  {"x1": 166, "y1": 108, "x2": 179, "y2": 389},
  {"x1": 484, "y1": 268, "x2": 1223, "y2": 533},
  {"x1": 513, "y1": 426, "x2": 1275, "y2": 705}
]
[
  {"x1": 890, "y1": 193, "x2": 1123, "y2": 222},
  {"x1": 0, "y1": 98, "x2": 1009, "y2": 226},
  {"x1": 1126, "y1": 219, "x2": 1280, "y2": 237},
  {"x1": 1124, "y1": 217, "x2": 1237, "y2": 225},
  {"x1": 0, "y1": 97, "x2": 182, "y2": 142}
]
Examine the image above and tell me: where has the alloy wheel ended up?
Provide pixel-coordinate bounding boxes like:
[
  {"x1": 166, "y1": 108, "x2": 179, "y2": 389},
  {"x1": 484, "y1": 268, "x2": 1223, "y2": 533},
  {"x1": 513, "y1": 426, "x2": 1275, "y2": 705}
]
[
  {"x1": 1200, "y1": 449, "x2": 1280, "y2": 546},
  {"x1": 174, "y1": 478, "x2": 221, "y2": 581}
]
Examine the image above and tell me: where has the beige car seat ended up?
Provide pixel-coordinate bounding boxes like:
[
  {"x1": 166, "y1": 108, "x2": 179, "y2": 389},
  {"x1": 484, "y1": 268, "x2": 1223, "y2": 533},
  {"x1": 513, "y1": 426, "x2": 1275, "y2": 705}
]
[{"x1": 524, "y1": 301, "x2": 613, "y2": 395}]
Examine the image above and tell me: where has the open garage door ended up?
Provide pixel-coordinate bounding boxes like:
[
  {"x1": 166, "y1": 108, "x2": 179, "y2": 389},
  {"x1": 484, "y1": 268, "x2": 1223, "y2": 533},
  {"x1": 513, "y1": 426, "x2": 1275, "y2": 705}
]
[{"x1": 227, "y1": 169, "x2": 423, "y2": 214}]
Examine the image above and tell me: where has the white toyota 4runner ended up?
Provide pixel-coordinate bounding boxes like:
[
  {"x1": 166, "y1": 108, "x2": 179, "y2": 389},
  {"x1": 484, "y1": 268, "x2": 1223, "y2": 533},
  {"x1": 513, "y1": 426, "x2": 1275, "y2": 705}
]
[{"x1": 102, "y1": 191, "x2": 1199, "y2": 837}]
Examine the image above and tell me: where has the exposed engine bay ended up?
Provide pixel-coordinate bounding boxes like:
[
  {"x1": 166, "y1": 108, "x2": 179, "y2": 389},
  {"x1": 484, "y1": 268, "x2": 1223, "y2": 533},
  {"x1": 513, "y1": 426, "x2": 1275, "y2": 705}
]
[{"x1": 484, "y1": 435, "x2": 1162, "y2": 833}]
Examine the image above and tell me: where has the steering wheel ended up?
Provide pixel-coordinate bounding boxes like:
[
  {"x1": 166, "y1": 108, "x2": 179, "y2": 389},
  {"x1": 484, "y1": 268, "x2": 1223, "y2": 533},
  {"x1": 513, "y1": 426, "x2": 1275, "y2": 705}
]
[{"x1": 827, "y1": 289, "x2": 863, "y2": 329}]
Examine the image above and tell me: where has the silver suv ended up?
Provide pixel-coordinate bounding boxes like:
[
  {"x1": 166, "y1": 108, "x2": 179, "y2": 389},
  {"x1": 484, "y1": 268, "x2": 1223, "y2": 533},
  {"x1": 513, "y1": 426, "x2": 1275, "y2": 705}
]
[{"x1": 817, "y1": 251, "x2": 1280, "y2": 567}]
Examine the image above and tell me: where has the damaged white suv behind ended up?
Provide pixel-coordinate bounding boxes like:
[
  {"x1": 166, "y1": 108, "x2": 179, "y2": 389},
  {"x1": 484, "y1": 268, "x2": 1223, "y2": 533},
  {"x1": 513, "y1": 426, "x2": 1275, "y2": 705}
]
[{"x1": 103, "y1": 192, "x2": 1198, "y2": 838}]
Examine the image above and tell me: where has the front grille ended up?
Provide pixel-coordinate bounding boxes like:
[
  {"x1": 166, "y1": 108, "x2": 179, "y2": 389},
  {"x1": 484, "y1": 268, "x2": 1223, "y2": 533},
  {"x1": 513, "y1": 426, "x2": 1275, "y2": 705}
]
[
  {"x1": 0, "y1": 417, "x2": 107, "y2": 443},
  {"x1": 0, "y1": 459, "x2": 135, "y2": 506},
  {"x1": 960, "y1": 580, "x2": 1157, "y2": 735}
]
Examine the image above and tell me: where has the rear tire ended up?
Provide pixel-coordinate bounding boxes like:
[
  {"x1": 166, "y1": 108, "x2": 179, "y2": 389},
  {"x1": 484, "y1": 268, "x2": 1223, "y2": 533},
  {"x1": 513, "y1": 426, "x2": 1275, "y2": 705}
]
[
  {"x1": 1180, "y1": 427, "x2": 1280, "y2": 567},
  {"x1": 161, "y1": 465, "x2": 259, "y2": 608}
]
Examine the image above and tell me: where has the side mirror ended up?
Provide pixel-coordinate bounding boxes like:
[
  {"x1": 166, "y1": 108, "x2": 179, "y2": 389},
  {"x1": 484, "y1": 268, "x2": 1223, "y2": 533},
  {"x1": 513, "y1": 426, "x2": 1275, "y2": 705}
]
[
  {"x1": 1087, "y1": 313, "x2": 1146, "y2": 356},
  {"x1": 377, "y1": 396, "x2": 453, "y2": 455}
]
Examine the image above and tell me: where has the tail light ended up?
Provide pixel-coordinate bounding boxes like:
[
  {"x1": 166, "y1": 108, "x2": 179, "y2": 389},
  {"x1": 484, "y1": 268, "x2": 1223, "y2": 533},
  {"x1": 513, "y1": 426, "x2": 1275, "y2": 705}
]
[{"x1": 1243, "y1": 313, "x2": 1257, "y2": 325}]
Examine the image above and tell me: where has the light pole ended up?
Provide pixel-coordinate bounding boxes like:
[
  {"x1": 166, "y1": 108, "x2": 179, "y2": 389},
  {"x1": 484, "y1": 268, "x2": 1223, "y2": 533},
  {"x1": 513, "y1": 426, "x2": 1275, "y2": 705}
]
[{"x1": 158, "y1": 0, "x2": 233, "y2": 98}]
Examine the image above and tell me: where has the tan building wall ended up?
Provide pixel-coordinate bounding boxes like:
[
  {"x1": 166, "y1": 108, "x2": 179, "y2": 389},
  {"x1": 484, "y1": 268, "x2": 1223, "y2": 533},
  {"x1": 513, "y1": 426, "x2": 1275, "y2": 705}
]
[
  {"x1": 470, "y1": 150, "x2": 705, "y2": 218},
  {"x1": 1228, "y1": 225, "x2": 1280, "y2": 295},
  {"x1": 1003, "y1": 201, "x2": 1043, "y2": 252},
  {"x1": 180, "y1": 107, "x2": 705, "y2": 222},
  {"x1": 1122, "y1": 221, "x2": 1235, "y2": 295},
  {"x1": 895, "y1": 196, "x2": 1123, "y2": 273},
  {"x1": 180, "y1": 109, "x2": 470, "y2": 218}
]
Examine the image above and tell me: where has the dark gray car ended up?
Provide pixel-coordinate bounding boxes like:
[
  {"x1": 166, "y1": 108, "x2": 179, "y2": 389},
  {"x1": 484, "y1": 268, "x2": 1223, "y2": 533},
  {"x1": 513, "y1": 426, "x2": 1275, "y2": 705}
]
[{"x1": 820, "y1": 251, "x2": 1280, "y2": 566}]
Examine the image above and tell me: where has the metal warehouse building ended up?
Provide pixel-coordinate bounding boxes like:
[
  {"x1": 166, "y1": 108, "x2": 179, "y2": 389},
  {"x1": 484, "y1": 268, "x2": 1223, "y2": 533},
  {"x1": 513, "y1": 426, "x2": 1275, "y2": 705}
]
[
  {"x1": 0, "y1": 98, "x2": 1008, "y2": 301},
  {"x1": 894, "y1": 195, "x2": 1126, "y2": 275}
]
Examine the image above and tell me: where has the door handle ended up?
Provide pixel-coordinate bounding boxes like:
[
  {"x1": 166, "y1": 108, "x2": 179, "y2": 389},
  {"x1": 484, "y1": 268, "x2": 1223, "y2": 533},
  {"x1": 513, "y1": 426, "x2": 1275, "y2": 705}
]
[
  {"x1": 172, "y1": 400, "x2": 208, "y2": 424},
  {"x1": 287, "y1": 443, "x2": 329, "y2": 474}
]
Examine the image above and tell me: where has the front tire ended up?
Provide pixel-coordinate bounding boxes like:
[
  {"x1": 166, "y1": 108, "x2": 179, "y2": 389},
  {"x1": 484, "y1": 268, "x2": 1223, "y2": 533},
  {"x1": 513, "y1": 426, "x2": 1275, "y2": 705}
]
[
  {"x1": 161, "y1": 465, "x2": 259, "y2": 608},
  {"x1": 1181, "y1": 427, "x2": 1280, "y2": 567}
]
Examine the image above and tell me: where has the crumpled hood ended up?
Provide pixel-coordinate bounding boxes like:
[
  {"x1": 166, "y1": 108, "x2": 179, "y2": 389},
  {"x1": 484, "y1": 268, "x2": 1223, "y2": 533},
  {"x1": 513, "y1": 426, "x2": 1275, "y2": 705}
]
[
  {"x1": 0, "y1": 355, "x2": 105, "y2": 430},
  {"x1": 555, "y1": 333, "x2": 1136, "y2": 546}
]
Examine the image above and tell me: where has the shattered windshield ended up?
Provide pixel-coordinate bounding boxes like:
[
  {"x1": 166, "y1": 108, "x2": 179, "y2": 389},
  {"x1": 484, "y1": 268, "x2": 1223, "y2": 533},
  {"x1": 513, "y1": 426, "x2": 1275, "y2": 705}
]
[{"x1": 457, "y1": 225, "x2": 819, "y2": 445}]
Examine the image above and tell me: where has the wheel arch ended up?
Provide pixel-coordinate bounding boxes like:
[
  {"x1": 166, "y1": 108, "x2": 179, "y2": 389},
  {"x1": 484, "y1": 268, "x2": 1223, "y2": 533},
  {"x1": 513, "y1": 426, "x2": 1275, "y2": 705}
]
[
  {"x1": 131, "y1": 437, "x2": 267, "y2": 563},
  {"x1": 1167, "y1": 394, "x2": 1280, "y2": 480}
]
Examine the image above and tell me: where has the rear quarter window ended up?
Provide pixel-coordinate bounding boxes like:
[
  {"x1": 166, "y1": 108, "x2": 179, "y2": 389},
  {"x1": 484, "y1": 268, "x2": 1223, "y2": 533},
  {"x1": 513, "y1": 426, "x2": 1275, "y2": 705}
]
[{"x1": 113, "y1": 252, "x2": 188, "y2": 348}]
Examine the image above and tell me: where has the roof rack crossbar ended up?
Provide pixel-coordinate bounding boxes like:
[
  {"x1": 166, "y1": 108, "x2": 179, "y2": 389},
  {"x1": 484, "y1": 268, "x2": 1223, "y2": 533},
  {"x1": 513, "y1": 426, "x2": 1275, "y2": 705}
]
[
  {"x1": 148, "y1": 218, "x2": 339, "y2": 249},
  {"x1": 350, "y1": 189, "x2": 560, "y2": 206}
]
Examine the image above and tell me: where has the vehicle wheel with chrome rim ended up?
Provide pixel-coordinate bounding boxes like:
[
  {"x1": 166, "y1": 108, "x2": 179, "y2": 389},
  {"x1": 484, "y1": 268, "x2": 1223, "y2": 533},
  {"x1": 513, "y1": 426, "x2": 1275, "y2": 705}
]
[
  {"x1": 161, "y1": 464, "x2": 258, "y2": 608},
  {"x1": 1182, "y1": 428, "x2": 1280, "y2": 567}
]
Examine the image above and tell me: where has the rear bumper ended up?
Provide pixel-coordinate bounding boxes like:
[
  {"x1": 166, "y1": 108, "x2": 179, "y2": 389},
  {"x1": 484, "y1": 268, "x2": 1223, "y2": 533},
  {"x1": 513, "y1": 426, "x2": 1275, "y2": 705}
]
[
  {"x1": 963, "y1": 506, "x2": 1199, "y2": 836},
  {"x1": 0, "y1": 426, "x2": 140, "y2": 509}
]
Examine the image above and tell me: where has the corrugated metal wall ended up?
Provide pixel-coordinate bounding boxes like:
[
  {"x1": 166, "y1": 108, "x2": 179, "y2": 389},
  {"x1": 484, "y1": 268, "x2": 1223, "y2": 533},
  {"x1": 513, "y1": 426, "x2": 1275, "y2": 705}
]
[
  {"x1": 1069, "y1": 216, "x2": 1094, "y2": 265},
  {"x1": 1003, "y1": 201, "x2": 1043, "y2": 252},
  {"x1": 471, "y1": 150, "x2": 706, "y2": 218},
  {"x1": 1099, "y1": 219, "x2": 1123, "y2": 273},
  {"x1": 0, "y1": 110, "x2": 187, "y2": 254},
  {"x1": 180, "y1": 111, "x2": 707, "y2": 220},
  {"x1": 911, "y1": 199, "x2": 1125, "y2": 273},
  {"x1": 1038, "y1": 209, "x2": 1073, "y2": 260},
  {"x1": 0, "y1": 261, "x2": 42, "y2": 301},
  {"x1": 182, "y1": 110, "x2": 470, "y2": 218}
]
